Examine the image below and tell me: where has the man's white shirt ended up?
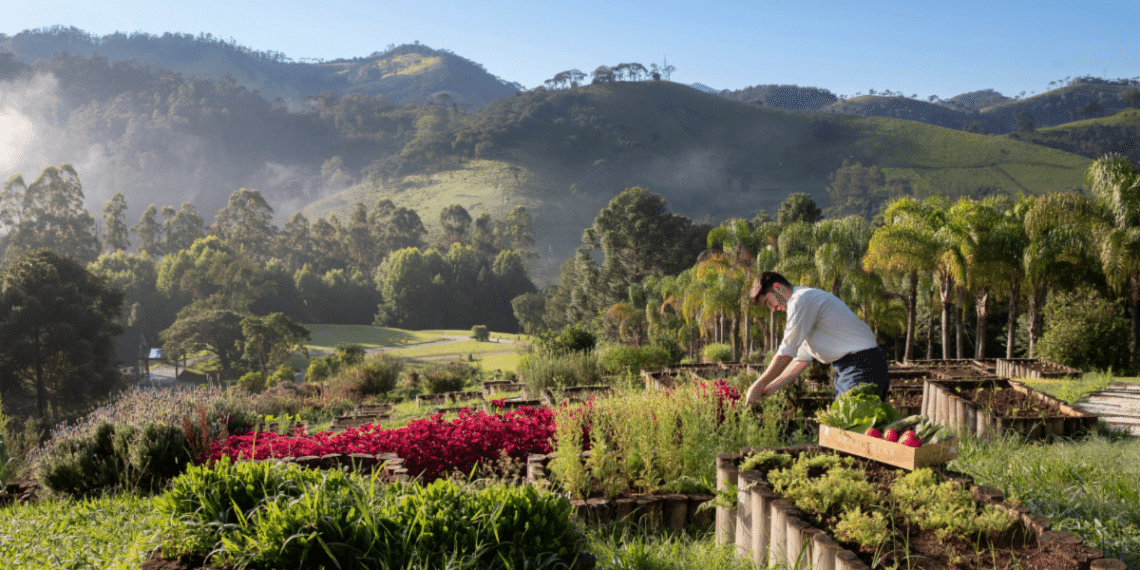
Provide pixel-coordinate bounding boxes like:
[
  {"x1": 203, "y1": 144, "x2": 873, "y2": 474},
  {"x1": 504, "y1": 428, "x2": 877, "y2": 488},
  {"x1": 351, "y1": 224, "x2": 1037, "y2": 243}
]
[{"x1": 775, "y1": 286, "x2": 879, "y2": 364}]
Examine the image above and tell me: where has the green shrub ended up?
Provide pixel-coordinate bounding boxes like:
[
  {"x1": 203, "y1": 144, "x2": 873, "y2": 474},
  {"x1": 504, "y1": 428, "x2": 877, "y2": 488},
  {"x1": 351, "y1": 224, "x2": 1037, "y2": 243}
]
[
  {"x1": 471, "y1": 324, "x2": 490, "y2": 341},
  {"x1": 358, "y1": 353, "x2": 402, "y2": 395},
  {"x1": 334, "y1": 343, "x2": 365, "y2": 367},
  {"x1": 156, "y1": 460, "x2": 583, "y2": 569},
  {"x1": 537, "y1": 325, "x2": 597, "y2": 353},
  {"x1": 266, "y1": 365, "x2": 295, "y2": 388},
  {"x1": 305, "y1": 357, "x2": 330, "y2": 382},
  {"x1": 36, "y1": 420, "x2": 192, "y2": 497},
  {"x1": 597, "y1": 344, "x2": 676, "y2": 375},
  {"x1": 237, "y1": 371, "x2": 266, "y2": 393},
  {"x1": 701, "y1": 342, "x2": 733, "y2": 362},
  {"x1": 519, "y1": 350, "x2": 604, "y2": 393},
  {"x1": 421, "y1": 361, "x2": 476, "y2": 394},
  {"x1": 1036, "y1": 288, "x2": 1130, "y2": 372}
]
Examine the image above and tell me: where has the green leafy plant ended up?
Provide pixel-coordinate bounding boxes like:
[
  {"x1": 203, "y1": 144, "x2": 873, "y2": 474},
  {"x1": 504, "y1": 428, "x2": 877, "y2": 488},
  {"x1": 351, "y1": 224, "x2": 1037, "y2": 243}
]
[
  {"x1": 700, "y1": 342, "x2": 733, "y2": 363},
  {"x1": 815, "y1": 383, "x2": 899, "y2": 432}
]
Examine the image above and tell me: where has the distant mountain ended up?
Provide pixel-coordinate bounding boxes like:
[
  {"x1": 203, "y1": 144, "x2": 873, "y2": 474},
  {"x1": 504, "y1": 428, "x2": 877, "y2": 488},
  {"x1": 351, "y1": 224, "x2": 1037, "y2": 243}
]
[
  {"x1": 719, "y1": 84, "x2": 838, "y2": 111},
  {"x1": 820, "y1": 96, "x2": 975, "y2": 130},
  {"x1": 816, "y1": 81, "x2": 1139, "y2": 135},
  {"x1": 0, "y1": 26, "x2": 520, "y2": 108}
]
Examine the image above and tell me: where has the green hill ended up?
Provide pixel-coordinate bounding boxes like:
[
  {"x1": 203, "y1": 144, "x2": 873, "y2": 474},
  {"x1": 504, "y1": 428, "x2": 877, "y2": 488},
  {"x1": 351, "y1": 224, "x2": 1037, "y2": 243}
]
[
  {"x1": 0, "y1": 27, "x2": 519, "y2": 108},
  {"x1": 305, "y1": 81, "x2": 1090, "y2": 283},
  {"x1": 1005, "y1": 108, "x2": 1140, "y2": 162},
  {"x1": 821, "y1": 95, "x2": 976, "y2": 130}
]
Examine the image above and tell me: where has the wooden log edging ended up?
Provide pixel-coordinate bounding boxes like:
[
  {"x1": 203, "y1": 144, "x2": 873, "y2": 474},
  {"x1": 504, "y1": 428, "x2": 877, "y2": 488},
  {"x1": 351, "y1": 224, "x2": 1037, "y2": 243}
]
[
  {"x1": 924, "y1": 378, "x2": 1098, "y2": 440},
  {"x1": 240, "y1": 452, "x2": 410, "y2": 482},
  {"x1": 525, "y1": 453, "x2": 714, "y2": 532},
  {"x1": 721, "y1": 447, "x2": 1123, "y2": 569},
  {"x1": 995, "y1": 358, "x2": 1082, "y2": 379}
]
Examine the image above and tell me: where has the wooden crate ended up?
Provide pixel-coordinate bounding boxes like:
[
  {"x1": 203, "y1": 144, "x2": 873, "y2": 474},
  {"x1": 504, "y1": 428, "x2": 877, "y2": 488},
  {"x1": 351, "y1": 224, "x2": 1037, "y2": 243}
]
[{"x1": 817, "y1": 425, "x2": 958, "y2": 470}]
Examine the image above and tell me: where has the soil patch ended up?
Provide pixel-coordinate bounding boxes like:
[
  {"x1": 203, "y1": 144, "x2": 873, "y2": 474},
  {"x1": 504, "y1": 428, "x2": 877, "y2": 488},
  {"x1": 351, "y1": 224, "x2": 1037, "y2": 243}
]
[{"x1": 953, "y1": 385, "x2": 1062, "y2": 418}]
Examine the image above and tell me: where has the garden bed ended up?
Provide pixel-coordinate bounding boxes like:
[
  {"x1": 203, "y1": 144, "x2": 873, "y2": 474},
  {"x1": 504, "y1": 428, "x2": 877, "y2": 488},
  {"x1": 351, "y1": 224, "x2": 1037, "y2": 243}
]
[
  {"x1": 717, "y1": 446, "x2": 1126, "y2": 570},
  {"x1": 924, "y1": 378, "x2": 1098, "y2": 440},
  {"x1": 996, "y1": 358, "x2": 1083, "y2": 379},
  {"x1": 526, "y1": 452, "x2": 714, "y2": 532}
]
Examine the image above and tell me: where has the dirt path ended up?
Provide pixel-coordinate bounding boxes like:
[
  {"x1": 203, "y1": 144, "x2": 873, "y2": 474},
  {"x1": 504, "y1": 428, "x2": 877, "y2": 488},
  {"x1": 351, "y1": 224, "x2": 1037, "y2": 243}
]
[{"x1": 1074, "y1": 382, "x2": 1140, "y2": 436}]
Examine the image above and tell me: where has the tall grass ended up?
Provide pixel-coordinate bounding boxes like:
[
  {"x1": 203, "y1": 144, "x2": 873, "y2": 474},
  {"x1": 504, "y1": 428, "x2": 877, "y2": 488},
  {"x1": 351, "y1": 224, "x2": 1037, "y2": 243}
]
[
  {"x1": 519, "y1": 351, "x2": 605, "y2": 393},
  {"x1": 0, "y1": 493, "x2": 160, "y2": 570},
  {"x1": 952, "y1": 433, "x2": 1140, "y2": 568},
  {"x1": 586, "y1": 526, "x2": 750, "y2": 570},
  {"x1": 551, "y1": 382, "x2": 789, "y2": 498}
]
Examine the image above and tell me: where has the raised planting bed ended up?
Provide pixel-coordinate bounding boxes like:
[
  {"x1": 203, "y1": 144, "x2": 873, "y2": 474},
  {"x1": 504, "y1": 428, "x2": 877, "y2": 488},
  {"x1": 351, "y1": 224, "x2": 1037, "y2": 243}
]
[
  {"x1": 924, "y1": 378, "x2": 1098, "y2": 440},
  {"x1": 716, "y1": 447, "x2": 1126, "y2": 570},
  {"x1": 996, "y1": 358, "x2": 1083, "y2": 379},
  {"x1": 330, "y1": 414, "x2": 389, "y2": 432},
  {"x1": 526, "y1": 452, "x2": 714, "y2": 532},
  {"x1": 416, "y1": 390, "x2": 485, "y2": 407},
  {"x1": 539, "y1": 384, "x2": 615, "y2": 406},
  {"x1": 482, "y1": 380, "x2": 523, "y2": 397},
  {"x1": 887, "y1": 367, "x2": 941, "y2": 387},
  {"x1": 887, "y1": 386, "x2": 924, "y2": 416},
  {"x1": 355, "y1": 402, "x2": 394, "y2": 415},
  {"x1": 642, "y1": 362, "x2": 759, "y2": 389}
]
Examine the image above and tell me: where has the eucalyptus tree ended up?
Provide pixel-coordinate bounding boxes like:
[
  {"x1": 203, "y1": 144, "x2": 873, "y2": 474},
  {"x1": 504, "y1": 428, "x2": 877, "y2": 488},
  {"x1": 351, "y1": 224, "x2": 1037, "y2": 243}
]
[
  {"x1": 1084, "y1": 153, "x2": 1140, "y2": 364},
  {"x1": 212, "y1": 188, "x2": 277, "y2": 260},
  {"x1": 706, "y1": 218, "x2": 762, "y2": 357},
  {"x1": 102, "y1": 192, "x2": 130, "y2": 252},
  {"x1": 1, "y1": 163, "x2": 101, "y2": 264}
]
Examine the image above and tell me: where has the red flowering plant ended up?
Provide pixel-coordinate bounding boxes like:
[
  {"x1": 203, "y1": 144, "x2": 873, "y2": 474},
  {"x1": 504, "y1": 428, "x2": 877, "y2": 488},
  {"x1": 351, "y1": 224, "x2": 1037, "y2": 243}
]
[
  {"x1": 200, "y1": 406, "x2": 555, "y2": 482},
  {"x1": 550, "y1": 380, "x2": 782, "y2": 498}
]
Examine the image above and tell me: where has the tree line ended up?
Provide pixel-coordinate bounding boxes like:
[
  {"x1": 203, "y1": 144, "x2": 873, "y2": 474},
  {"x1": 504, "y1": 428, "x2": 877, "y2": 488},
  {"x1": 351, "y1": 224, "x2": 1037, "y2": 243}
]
[
  {"x1": 0, "y1": 162, "x2": 539, "y2": 420},
  {"x1": 516, "y1": 154, "x2": 1140, "y2": 375}
]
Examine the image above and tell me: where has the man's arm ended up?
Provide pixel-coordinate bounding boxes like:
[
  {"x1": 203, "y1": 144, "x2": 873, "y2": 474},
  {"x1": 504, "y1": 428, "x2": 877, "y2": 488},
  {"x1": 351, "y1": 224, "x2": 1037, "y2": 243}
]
[{"x1": 745, "y1": 355, "x2": 811, "y2": 405}]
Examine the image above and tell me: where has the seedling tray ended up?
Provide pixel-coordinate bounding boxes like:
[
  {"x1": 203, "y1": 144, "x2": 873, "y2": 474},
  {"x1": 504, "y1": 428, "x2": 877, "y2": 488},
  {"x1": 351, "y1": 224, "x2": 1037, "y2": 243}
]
[{"x1": 817, "y1": 425, "x2": 958, "y2": 470}]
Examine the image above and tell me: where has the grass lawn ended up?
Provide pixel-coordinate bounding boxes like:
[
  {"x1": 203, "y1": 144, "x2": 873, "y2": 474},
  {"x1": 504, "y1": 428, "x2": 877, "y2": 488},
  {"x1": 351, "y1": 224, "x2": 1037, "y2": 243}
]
[{"x1": 304, "y1": 324, "x2": 447, "y2": 352}]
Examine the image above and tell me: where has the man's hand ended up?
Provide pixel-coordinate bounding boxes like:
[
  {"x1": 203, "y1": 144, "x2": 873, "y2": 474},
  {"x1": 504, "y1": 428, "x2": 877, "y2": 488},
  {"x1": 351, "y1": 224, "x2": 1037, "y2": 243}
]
[{"x1": 745, "y1": 380, "x2": 768, "y2": 406}]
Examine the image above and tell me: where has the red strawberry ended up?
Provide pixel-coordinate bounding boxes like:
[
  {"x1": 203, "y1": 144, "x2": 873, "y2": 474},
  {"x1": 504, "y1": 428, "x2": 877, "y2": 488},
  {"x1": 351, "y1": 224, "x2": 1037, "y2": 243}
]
[
  {"x1": 864, "y1": 427, "x2": 882, "y2": 438},
  {"x1": 900, "y1": 435, "x2": 923, "y2": 448},
  {"x1": 883, "y1": 428, "x2": 899, "y2": 442}
]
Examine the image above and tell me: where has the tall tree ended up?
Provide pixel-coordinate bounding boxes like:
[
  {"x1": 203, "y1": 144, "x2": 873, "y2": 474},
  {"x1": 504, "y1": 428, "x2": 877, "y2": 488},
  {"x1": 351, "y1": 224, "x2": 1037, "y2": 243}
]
[
  {"x1": 102, "y1": 192, "x2": 130, "y2": 252},
  {"x1": 864, "y1": 200, "x2": 939, "y2": 361},
  {"x1": 826, "y1": 160, "x2": 886, "y2": 219},
  {"x1": 160, "y1": 310, "x2": 245, "y2": 377},
  {"x1": 240, "y1": 313, "x2": 310, "y2": 378},
  {"x1": 439, "y1": 204, "x2": 472, "y2": 247},
  {"x1": 581, "y1": 187, "x2": 698, "y2": 307},
  {"x1": 777, "y1": 192, "x2": 823, "y2": 225},
  {"x1": 1, "y1": 163, "x2": 101, "y2": 264},
  {"x1": 162, "y1": 202, "x2": 206, "y2": 254},
  {"x1": 0, "y1": 249, "x2": 123, "y2": 418},
  {"x1": 133, "y1": 204, "x2": 163, "y2": 257},
  {"x1": 1084, "y1": 153, "x2": 1140, "y2": 364},
  {"x1": 212, "y1": 188, "x2": 277, "y2": 257}
]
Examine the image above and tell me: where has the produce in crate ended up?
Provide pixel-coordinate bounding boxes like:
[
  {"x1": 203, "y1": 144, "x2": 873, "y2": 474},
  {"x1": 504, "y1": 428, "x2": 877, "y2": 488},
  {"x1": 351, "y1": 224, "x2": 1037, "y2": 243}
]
[{"x1": 814, "y1": 384, "x2": 899, "y2": 433}]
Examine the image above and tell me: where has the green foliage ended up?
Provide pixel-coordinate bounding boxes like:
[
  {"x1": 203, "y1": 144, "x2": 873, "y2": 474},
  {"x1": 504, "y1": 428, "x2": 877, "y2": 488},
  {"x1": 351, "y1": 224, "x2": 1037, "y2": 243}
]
[
  {"x1": 815, "y1": 384, "x2": 898, "y2": 432},
  {"x1": 597, "y1": 344, "x2": 676, "y2": 375},
  {"x1": 699, "y1": 343, "x2": 733, "y2": 363},
  {"x1": 238, "y1": 371, "x2": 266, "y2": 393},
  {"x1": 156, "y1": 459, "x2": 583, "y2": 569},
  {"x1": 0, "y1": 249, "x2": 124, "y2": 419},
  {"x1": 890, "y1": 468, "x2": 1018, "y2": 541},
  {"x1": 550, "y1": 383, "x2": 789, "y2": 497},
  {"x1": 536, "y1": 325, "x2": 598, "y2": 353},
  {"x1": 471, "y1": 324, "x2": 490, "y2": 341},
  {"x1": 1036, "y1": 288, "x2": 1131, "y2": 372},
  {"x1": 240, "y1": 312, "x2": 311, "y2": 378},
  {"x1": 305, "y1": 357, "x2": 331, "y2": 382},
  {"x1": 519, "y1": 350, "x2": 604, "y2": 393},
  {"x1": 332, "y1": 353, "x2": 403, "y2": 398},
  {"x1": 266, "y1": 365, "x2": 296, "y2": 388},
  {"x1": 35, "y1": 420, "x2": 192, "y2": 497},
  {"x1": 421, "y1": 361, "x2": 477, "y2": 394}
]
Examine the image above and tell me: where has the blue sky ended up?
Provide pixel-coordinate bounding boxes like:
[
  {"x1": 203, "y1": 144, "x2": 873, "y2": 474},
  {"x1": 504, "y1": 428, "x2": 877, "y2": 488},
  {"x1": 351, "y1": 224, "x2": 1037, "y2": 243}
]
[{"x1": 6, "y1": 0, "x2": 1138, "y2": 99}]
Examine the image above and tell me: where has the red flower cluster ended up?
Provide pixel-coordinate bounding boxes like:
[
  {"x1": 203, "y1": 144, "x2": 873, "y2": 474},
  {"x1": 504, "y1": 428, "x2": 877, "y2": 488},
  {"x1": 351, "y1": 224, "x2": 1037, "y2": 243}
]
[{"x1": 200, "y1": 406, "x2": 555, "y2": 482}]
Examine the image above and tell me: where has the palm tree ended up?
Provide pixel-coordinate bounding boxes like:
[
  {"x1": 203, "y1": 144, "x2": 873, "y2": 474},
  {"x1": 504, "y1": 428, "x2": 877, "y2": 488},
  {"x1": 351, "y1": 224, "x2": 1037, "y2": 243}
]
[
  {"x1": 1085, "y1": 154, "x2": 1140, "y2": 364},
  {"x1": 865, "y1": 201, "x2": 939, "y2": 361},
  {"x1": 1023, "y1": 192, "x2": 1101, "y2": 356}
]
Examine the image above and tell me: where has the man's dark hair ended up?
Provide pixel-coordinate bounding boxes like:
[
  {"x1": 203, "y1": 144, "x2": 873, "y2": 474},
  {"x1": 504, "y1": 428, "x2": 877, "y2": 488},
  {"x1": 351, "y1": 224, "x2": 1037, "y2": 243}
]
[{"x1": 749, "y1": 271, "x2": 793, "y2": 303}]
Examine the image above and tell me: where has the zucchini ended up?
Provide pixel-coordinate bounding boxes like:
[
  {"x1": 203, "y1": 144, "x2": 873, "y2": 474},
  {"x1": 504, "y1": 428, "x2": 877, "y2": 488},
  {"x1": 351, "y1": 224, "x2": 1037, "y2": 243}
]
[
  {"x1": 917, "y1": 421, "x2": 941, "y2": 441},
  {"x1": 883, "y1": 415, "x2": 922, "y2": 432}
]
